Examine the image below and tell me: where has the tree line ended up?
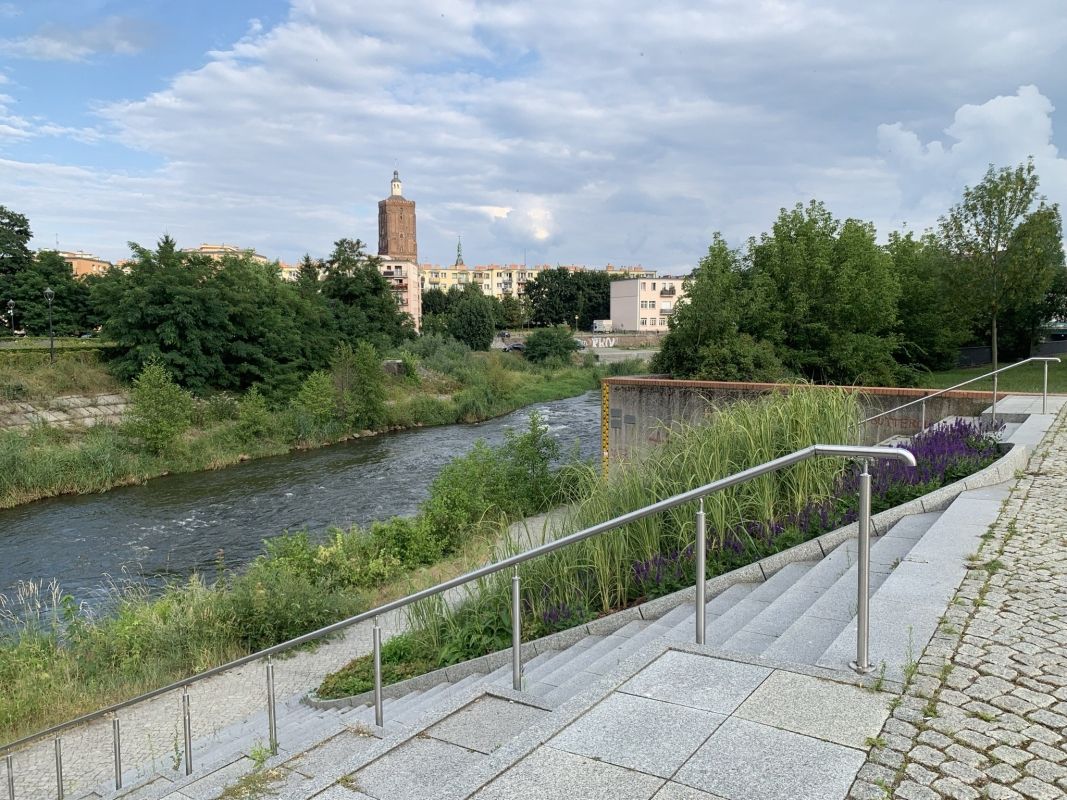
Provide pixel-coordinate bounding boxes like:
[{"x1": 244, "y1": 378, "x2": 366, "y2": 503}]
[
  {"x1": 0, "y1": 210, "x2": 412, "y2": 396},
  {"x1": 654, "y1": 160, "x2": 1067, "y2": 385}
]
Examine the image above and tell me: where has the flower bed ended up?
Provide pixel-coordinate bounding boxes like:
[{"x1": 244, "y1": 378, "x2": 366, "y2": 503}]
[{"x1": 318, "y1": 407, "x2": 1001, "y2": 700}]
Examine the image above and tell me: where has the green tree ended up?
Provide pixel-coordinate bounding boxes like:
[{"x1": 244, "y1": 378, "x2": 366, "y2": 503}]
[
  {"x1": 525, "y1": 268, "x2": 580, "y2": 327},
  {"x1": 750, "y1": 202, "x2": 901, "y2": 384},
  {"x1": 524, "y1": 325, "x2": 580, "y2": 363},
  {"x1": 938, "y1": 159, "x2": 1047, "y2": 371},
  {"x1": 652, "y1": 235, "x2": 784, "y2": 381},
  {"x1": 332, "y1": 341, "x2": 386, "y2": 429},
  {"x1": 572, "y1": 270, "x2": 611, "y2": 329},
  {"x1": 124, "y1": 360, "x2": 194, "y2": 453},
  {"x1": 92, "y1": 236, "x2": 230, "y2": 392},
  {"x1": 0, "y1": 205, "x2": 32, "y2": 278},
  {"x1": 888, "y1": 232, "x2": 972, "y2": 371},
  {"x1": 422, "y1": 287, "x2": 451, "y2": 316},
  {"x1": 289, "y1": 370, "x2": 338, "y2": 440},
  {"x1": 296, "y1": 254, "x2": 321, "y2": 293},
  {"x1": 992, "y1": 203, "x2": 1065, "y2": 359},
  {"x1": 321, "y1": 238, "x2": 412, "y2": 349},
  {"x1": 446, "y1": 286, "x2": 495, "y2": 350},
  {"x1": 499, "y1": 295, "x2": 525, "y2": 328},
  {"x1": 6, "y1": 250, "x2": 92, "y2": 336}
]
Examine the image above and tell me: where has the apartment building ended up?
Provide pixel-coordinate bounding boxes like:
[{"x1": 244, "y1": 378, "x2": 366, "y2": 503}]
[
  {"x1": 609, "y1": 276, "x2": 687, "y2": 332},
  {"x1": 57, "y1": 250, "x2": 112, "y2": 277},
  {"x1": 419, "y1": 263, "x2": 656, "y2": 301},
  {"x1": 181, "y1": 243, "x2": 269, "y2": 264}
]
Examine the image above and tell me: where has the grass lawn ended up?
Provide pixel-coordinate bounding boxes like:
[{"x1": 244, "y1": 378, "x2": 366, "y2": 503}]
[{"x1": 918, "y1": 359, "x2": 1067, "y2": 394}]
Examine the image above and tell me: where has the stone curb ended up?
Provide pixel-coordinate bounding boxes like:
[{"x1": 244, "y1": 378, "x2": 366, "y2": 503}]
[{"x1": 308, "y1": 442, "x2": 1026, "y2": 711}]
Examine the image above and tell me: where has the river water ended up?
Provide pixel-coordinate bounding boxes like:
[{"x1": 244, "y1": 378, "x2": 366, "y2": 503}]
[{"x1": 0, "y1": 392, "x2": 602, "y2": 611}]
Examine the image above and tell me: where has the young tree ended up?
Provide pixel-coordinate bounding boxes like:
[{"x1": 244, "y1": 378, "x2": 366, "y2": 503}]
[
  {"x1": 296, "y1": 254, "x2": 321, "y2": 292},
  {"x1": 6, "y1": 250, "x2": 92, "y2": 335},
  {"x1": 446, "y1": 286, "x2": 495, "y2": 350},
  {"x1": 939, "y1": 159, "x2": 1045, "y2": 371}
]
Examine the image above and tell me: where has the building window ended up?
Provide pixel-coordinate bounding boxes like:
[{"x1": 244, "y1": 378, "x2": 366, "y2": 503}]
[
  {"x1": 641, "y1": 282, "x2": 647, "y2": 290},
  {"x1": 640, "y1": 318, "x2": 647, "y2": 326},
  {"x1": 660, "y1": 318, "x2": 666, "y2": 326},
  {"x1": 651, "y1": 282, "x2": 657, "y2": 290}
]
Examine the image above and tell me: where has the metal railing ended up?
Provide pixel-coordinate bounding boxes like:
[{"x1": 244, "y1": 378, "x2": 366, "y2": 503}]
[
  {"x1": 862, "y1": 357, "x2": 1061, "y2": 431},
  {"x1": 0, "y1": 443, "x2": 915, "y2": 795}
]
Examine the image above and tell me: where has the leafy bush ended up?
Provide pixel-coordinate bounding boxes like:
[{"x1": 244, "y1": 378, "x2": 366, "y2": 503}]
[
  {"x1": 124, "y1": 361, "x2": 194, "y2": 453},
  {"x1": 289, "y1": 370, "x2": 337, "y2": 441},
  {"x1": 236, "y1": 387, "x2": 273, "y2": 441},
  {"x1": 524, "y1": 326, "x2": 580, "y2": 363}
]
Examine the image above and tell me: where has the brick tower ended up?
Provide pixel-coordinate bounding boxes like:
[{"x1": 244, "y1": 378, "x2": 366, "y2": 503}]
[
  {"x1": 378, "y1": 170, "x2": 417, "y2": 261},
  {"x1": 376, "y1": 171, "x2": 421, "y2": 329}
]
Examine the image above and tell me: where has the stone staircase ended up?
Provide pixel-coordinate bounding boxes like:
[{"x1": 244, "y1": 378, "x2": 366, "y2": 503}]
[
  {"x1": 68, "y1": 396, "x2": 1060, "y2": 800},
  {"x1": 84, "y1": 480, "x2": 1008, "y2": 800}
]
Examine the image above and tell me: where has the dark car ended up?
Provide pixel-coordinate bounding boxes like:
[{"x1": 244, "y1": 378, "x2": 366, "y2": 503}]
[{"x1": 503, "y1": 341, "x2": 525, "y2": 352}]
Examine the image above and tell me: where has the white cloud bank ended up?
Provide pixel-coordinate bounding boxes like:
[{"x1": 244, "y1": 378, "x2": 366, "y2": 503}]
[{"x1": 1, "y1": 0, "x2": 1065, "y2": 268}]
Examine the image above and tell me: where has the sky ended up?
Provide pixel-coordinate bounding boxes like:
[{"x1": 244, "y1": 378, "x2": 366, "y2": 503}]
[{"x1": 1, "y1": 1, "x2": 1065, "y2": 272}]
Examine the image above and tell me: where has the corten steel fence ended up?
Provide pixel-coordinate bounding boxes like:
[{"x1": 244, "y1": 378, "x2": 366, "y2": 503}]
[{"x1": 1, "y1": 444, "x2": 916, "y2": 798}]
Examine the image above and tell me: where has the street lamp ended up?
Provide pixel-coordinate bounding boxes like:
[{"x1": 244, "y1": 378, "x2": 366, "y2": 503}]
[
  {"x1": 5, "y1": 299, "x2": 13, "y2": 337},
  {"x1": 574, "y1": 313, "x2": 579, "y2": 332},
  {"x1": 44, "y1": 287, "x2": 55, "y2": 364}
]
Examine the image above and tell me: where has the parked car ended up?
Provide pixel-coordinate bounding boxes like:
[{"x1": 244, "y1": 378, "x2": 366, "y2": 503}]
[
  {"x1": 503, "y1": 341, "x2": 525, "y2": 352},
  {"x1": 573, "y1": 338, "x2": 587, "y2": 350}
]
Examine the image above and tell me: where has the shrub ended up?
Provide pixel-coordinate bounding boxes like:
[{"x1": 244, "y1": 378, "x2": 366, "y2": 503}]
[
  {"x1": 124, "y1": 360, "x2": 194, "y2": 453},
  {"x1": 524, "y1": 326, "x2": 580, "y2": 363},
  {"x1": 289, "y1": 370, "x2": 337, "y2": 441},
  {"x1": 236, "y1": 387, "x2": 273, "y2": 441}
]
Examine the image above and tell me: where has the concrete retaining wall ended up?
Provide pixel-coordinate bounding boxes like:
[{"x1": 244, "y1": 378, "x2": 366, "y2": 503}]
[
  {"x1": 602, "y1": 377, "x2": 997, "y2": 460},
  {"x1": 0, "y1": 393, "x2": 128, "y2": 431}
]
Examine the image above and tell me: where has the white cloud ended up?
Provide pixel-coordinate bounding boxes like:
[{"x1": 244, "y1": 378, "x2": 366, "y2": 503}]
[
  {"x1": 3, "y1": 1, "x2": 1066, "y2": 268},
  {"x1": 877, "y1": 85, "x2": 1067, "y2": 232},
  {"x1": 0, "y1": 16, "x2": 149, "y2": 62}
]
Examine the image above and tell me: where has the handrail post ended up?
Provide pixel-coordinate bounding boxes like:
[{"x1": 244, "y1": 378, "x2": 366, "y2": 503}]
[
  {"x1": 54, "y1": 737, "x2": 63, "y2": 800},
  {"x1": 5, "y1": 754, "x2": 12, "y2": 800},
  {"x1": 1043, "y1": 361, "x2": 1049, "y2": 415},
  {"x1": 850, "y1": 461, "x2": 873, "y2": 674},
  {"x1": 695, "y1": 498, "x2": 706, "y2": 645},
  {"x1": 266, "y1": 656, "x2": 278, "y2": 755},
  {"x1": 181, "y1": 688, "x2": 192, "y2": 776},
  {"x1": 992, "y1": 372, "x2": 998, "y2": 426},
  {"x1": 919, "y1": 399, "x2": 926, "y2": 433},
  {"x1": 373, "y1": 620, "x2": 383, "y2": 727},
  {"x1": 511, "y1": 567, "x2": 522, "y2": 691},
  {"x1": 112, "y1": 716, "x2": 122, "y2": 790}
]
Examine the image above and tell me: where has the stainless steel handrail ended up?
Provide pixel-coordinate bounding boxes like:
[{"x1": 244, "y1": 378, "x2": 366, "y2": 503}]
[
  {"x1": 1, "y1": 443, "x2": 916, "y2": 765},
  {"x1": 862, "y1": 357, "x2": 1061, "y2": 428}
]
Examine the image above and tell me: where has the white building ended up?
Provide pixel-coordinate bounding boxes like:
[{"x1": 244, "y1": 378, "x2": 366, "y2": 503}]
[{"x1": 609, "y1": 276, "x2": 687, "y2": 332}]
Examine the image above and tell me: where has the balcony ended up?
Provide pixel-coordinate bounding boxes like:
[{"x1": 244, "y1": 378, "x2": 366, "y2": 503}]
[
  {"x1": 660, "y1": 287, "x2": 677, "y2": 297},
  {"x1": 382, "y1": 269, "x2": 406, "y2": 279}
]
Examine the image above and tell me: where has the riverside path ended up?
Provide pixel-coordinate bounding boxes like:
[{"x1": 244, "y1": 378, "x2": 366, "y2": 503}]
[{"x1": 848, "y1": 406, "x2": 1067, "y2": 800}]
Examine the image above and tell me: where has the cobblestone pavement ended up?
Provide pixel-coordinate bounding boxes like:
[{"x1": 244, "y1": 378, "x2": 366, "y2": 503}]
[{"x1": 849, "y1": 407, "x2": 1067, "y2": 800}]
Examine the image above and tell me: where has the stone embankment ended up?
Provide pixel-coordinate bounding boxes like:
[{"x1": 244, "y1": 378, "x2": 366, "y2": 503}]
[{"x1": 0, "y1": 393, "x2": 128, "y2": 431}]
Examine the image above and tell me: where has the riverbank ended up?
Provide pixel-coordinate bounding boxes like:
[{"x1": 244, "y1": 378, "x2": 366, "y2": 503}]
[
  {"x1": 0, "y1": 346, "x2": 645, "y2": 510},
  {"x1": 0, "y1": 414, "x2": 573, "y2": 742}
]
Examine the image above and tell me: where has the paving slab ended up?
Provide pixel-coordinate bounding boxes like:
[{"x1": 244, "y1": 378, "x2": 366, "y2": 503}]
[
  {"x1": 674, "y1": 717, "x2": 866, "y2": 800},
  {"x1": 619, "y1": 650, "x2": 772, "y2": 714},
  {"x1": 311, "y1": 785, "x2": 376, "y2": 800},
  {"x1": 428, "y1": 696, "x2": 549, "y2": 755},
  {"x1": 549, "y1": 692, "x2": 725, "y2": 778},
  {"x1": 162, "y1": 757, "x2": 255, "y2": 799},
  {"x1": 286, "y1": 730, "x2": 380, "y2": 779},
  {"x1": 351, "y1": 736, "x2": 484, "y2": 800},
  {"x1": 733, "y1": 670, "x2": 890, "y2": 748},
  {"x1": 469, "y1": 744, "x2": 665, "y2": 800},
  {"x1": 652, "y1": 783, "x2": 727, "y2": 800}
]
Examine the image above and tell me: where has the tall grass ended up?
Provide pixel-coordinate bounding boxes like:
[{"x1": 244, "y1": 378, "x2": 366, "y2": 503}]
[{"x1": 318, "y1": 389, "x2": 860, "y2": 697}]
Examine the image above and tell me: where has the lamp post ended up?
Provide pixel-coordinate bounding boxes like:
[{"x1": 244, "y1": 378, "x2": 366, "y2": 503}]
[
  {"x1": 574, "y1": 313, "x2": 579, "y2": 332},
  {"x1": 44, "y1": 287, "x2": 55, "y2": 364},
  {"x1": 5, "y1": 299, "x2": 13, "y2": 337}
]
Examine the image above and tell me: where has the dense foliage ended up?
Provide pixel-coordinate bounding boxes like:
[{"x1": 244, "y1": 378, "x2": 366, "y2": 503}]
[
  {"x1": 524, "y1": 267, "x2": 611, "y2": 329},
  {"x1": 656, "y1": 161, "x2": 1067, "y2": 385}
]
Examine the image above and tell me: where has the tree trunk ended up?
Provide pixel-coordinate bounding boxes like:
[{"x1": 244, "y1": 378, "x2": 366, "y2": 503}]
[{"x1": 991, "y1": 313, "x2": 999, "y2": 374}]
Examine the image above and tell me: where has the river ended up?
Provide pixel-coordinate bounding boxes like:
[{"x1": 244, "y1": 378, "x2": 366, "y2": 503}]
[{"x1": 0, "y1": 392, "x2": 602, "y2": 612}]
